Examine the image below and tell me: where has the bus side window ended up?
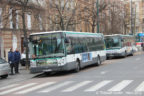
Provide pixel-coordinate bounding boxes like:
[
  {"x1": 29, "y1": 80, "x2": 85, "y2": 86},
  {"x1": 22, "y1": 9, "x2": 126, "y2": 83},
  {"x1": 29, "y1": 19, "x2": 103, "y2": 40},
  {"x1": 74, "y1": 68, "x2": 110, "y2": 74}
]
[{"x1": 66, "y1": 37, "x2": 73, "y2": 54}]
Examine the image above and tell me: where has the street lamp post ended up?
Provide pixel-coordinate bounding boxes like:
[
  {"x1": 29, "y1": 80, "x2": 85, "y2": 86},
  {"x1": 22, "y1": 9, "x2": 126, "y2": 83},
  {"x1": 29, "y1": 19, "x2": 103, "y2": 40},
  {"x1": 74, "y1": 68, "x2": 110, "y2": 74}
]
[
  {"x1": 97, "y1": 0, "x2": 100, "y2": 33},
  {"x1": 131, "y1": 0, "x2": 133, "y2": 35}
]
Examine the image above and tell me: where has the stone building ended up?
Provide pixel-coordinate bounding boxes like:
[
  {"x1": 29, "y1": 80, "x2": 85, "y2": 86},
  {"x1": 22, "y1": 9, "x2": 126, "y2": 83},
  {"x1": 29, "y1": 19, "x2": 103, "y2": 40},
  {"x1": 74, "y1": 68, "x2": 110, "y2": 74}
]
[{"x1": 0, "y1": 0, "x2": 46, "y2": 60}]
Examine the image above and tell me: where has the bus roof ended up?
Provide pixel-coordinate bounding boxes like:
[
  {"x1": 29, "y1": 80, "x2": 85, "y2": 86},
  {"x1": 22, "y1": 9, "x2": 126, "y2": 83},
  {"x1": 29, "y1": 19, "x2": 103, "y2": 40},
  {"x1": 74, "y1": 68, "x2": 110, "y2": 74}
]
[
  {"x1": 105, "y1": 34, "x2": 134, "y2": 37},
  {"x1": 30, "y1": 31, "x2": 103, "y2": 36}
]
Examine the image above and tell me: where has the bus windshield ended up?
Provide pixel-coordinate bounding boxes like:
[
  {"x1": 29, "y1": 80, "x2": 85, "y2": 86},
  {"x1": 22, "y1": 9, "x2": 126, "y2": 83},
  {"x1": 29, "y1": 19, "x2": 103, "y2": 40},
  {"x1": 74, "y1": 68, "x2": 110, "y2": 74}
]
[
  {"x1": 105, "y1": 36, "x2": 121, "y2": 49},
  {"x1": 29, "y1": 33, "x2": 65, "y2": 58}
]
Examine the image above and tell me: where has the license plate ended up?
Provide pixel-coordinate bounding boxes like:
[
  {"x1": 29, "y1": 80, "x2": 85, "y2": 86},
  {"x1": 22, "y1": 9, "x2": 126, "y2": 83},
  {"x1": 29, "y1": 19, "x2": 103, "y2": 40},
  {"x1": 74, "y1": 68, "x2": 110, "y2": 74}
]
[{"x1": 43, "y1": 69, "x2": 52, "y2": 72}]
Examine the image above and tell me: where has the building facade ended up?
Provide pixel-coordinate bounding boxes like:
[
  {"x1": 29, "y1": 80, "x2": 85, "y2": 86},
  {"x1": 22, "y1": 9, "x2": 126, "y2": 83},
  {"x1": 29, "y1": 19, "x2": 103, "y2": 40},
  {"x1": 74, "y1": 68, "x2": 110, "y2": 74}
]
[
  {"x1": 124, "y1": 0, "x2": 144, "y2": 34},
  {"x1": 0, "y1": 0, "x2": 46, "y2": 60}
]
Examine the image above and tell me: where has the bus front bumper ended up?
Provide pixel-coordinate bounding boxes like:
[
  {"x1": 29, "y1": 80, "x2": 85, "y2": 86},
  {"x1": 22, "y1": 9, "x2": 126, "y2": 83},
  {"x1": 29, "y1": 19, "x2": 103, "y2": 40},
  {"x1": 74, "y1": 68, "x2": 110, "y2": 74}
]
[
  {"x1": 106, "y1": 52, "x2": 125, "y2": 58},
  {"x1": 30, "y1": 65, "x2": 68, "y2": 73}
]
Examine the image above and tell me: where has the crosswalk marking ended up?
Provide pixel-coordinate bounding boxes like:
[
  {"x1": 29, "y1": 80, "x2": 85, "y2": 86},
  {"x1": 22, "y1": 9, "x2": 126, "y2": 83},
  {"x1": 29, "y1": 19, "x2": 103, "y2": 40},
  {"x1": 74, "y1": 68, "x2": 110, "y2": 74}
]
[
  {"x1": 15, "y1": 82, "x2": 55, "y2": 94},
  {"x1": 85, "y1": 80, "x2": 112, "y2": 92},
  {"x1": 62, "y1": 81, "x2": 92, "y2": 92},
  {"x1": 0, "y1": 84, "x2": 19, "y2": 91},
  {"x1": 1, "y1": 80, "x2": 144, "y2": 94},
  {"x1": 39, "y1": 81, "x2": 73, "y2": 93},
  {"x1": 108, "y1": 80, "x2": 133, "y2": 91},
  {"x1": 0, "y1": 83, "x2": 37, "y2": 95},
  {"x1": 136, "y1": 58, "x2": 141, "y2": 61},
  {"x1": 135, "y1": 81, "x2": 144, "y2": 92}
]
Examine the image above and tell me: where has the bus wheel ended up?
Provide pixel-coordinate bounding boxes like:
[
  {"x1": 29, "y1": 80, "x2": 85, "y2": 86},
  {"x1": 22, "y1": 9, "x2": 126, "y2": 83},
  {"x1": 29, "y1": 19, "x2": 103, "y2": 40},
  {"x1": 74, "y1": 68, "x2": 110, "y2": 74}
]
[
  {"x1": 124, "y1": 51, "x2": 127, "y2": 57},
  {"x1": 130, "y1": 50, "x2": 134, "y2": 56},
  {"x1": 1, "y1": 74, "x2": 8, "y2": 79},
  {"x1": 74, "y1": 61, "x2": 80, "y2": 72},
  {"x1": 96, "y1": 56, "x2": 101, "y2": 66}
]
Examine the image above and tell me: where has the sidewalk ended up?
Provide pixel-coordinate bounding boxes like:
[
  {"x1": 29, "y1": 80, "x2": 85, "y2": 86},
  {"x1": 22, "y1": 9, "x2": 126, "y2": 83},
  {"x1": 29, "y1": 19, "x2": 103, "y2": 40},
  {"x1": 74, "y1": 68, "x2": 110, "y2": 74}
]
[
  {"x1": 0, "y1": 66, "x2": 39, "y2": 87},
  {"x1": 134, "y1": 50, "x2": 144, "y2": 55}
]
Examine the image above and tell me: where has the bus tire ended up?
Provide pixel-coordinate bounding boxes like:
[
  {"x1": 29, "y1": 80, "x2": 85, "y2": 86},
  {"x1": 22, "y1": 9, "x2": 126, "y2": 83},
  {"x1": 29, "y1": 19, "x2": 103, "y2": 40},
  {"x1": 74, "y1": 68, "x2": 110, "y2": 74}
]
[
  {"x1": 1, "y1": 74, "x2": 8, "y2": 79},
  {"x1": 74, "y1": 61, "x2": 80, "y2": 72},
  {"x1": 130, "y1": 50, "x2": 134, "y2": 56},
  {"x1": 96, "y1": 56, "x2": 101, "y2": 66},
  {"x1": 123, "y1": 51, "x2": 127, "y2": 58}
]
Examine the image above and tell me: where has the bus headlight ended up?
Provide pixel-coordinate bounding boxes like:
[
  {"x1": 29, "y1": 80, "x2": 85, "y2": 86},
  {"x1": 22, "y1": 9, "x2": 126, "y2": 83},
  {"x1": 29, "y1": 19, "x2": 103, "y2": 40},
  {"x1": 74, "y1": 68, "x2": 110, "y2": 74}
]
[
  {"x1": 117, "y1": 49, "x2": 123, "y2": 53},
  {"x1": 30, "y1": 60, "x2": 37, "y2": 67},
  {"x1": 58, "y1": 59, "x2": 65, "y2": 66}
]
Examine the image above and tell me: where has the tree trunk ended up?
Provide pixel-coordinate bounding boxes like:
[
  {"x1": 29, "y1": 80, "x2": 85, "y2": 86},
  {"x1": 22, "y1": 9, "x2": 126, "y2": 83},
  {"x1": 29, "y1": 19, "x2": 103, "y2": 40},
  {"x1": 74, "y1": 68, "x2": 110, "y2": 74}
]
[
  {"x1": 92, "y1": 25, "x2": 95, "y2": 33},
  {"x1": 22, "y1": 7, "x2": 29, "y2": 69}
]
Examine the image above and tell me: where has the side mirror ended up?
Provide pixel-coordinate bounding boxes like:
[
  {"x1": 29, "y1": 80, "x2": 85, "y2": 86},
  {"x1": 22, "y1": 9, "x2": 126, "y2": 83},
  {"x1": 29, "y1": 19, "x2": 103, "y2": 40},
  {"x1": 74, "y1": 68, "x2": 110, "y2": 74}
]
[
  {"x1": 29, "y1": 37, "x2": 32, "y2": 42},
  {"x1": 65, "y1": 38, "x2": 70, "y2": 43}
]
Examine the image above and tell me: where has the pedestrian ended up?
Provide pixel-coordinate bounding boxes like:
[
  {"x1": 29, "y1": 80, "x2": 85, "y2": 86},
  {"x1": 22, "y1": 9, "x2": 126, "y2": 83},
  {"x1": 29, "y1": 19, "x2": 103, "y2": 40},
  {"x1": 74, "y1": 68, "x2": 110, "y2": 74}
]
[
  {"x1": 141, "y1": 43, "x2": 144, "y2": 51},
  {"x1": 14, "y1": 48, "x2": 21, "y2": 74},
  {"x1": 8, "y1": 48, "x2": 15, "y2": 75}
]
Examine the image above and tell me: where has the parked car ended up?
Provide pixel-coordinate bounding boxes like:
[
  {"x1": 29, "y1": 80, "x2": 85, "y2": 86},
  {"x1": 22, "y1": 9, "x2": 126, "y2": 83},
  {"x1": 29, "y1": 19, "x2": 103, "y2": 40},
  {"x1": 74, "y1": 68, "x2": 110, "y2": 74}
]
[{"x1": 0, "y1": 58, "x2": 10, "y2": 78}]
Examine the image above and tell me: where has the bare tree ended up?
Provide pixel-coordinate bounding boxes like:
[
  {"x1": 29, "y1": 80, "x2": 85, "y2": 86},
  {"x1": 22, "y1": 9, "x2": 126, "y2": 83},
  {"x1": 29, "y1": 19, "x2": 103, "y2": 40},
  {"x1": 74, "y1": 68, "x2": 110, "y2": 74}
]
[
  {"x1": 105, "y1": 1, "x2": 125, "y2": 35},
  {"x1": 81, "y1": 0, "x2": 107, "y2": 33},
  {"x1": 121, "y1": 5, "x2": 130, "y2": 35},
  {"x1": 46, "y1": 0, "x2": 81, "y2": 31},
  {"x1": 99, "y1": 11, "x2": 109, "y2": 34}
]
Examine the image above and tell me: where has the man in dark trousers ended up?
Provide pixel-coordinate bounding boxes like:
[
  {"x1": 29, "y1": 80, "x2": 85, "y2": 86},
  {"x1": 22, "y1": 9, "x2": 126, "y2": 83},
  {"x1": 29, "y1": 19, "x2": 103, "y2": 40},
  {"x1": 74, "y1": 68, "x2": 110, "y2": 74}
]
[
  {"x1": 8, "y1": 48, "x2": 15, "y2": 75},
  {"x1": 141, "y1": 43, "x2": 144, "y2": 51},
  {"x1": 14, "y1": 48, "x2": 21, "y2": 74}
]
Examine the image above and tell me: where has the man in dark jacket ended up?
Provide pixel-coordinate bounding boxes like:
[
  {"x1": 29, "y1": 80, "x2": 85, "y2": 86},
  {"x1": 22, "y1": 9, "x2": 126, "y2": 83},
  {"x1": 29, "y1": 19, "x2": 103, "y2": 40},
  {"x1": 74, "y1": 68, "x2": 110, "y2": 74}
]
[
  {"x1": 14, "y1": 48, "x2": 21, "y2": 74},
  {"x1": 141, "y1": 43, "x2": 144, "y2": 51},
  {"x1": 8, "y1": 48, "x2": 15, "y2": 75}
]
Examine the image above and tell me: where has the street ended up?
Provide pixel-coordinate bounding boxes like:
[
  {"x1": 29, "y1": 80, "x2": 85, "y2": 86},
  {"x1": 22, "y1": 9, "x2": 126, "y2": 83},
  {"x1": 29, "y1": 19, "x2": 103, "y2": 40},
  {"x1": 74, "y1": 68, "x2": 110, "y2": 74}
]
[
  {"x1": 0, "y1": 53, "x2": 144, "y2": 96},
  {"x1": 0, "y1": 0, "x2": 144, "y2": 96}
]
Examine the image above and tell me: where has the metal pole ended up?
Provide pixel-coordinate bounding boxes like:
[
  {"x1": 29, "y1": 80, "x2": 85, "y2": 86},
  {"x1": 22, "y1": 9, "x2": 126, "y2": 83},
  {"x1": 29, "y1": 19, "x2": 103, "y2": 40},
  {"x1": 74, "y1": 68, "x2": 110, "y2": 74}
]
[
  {"x1": 97, "y1": 0, "x2": 100, "y2": 33},
  {"x1": 131, "y1": 0, "x2": 133, "y2": 35}
]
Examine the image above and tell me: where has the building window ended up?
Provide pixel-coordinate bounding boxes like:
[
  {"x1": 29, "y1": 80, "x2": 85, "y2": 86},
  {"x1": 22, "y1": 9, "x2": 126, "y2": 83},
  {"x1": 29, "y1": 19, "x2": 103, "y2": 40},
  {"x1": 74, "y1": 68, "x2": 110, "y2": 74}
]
[
  {"x1": 27, "y1": 14, "x2": 31, "y2": 30},
  {"x1": 16, "y1": 10, "x2": 19, "y2": 29},
  {"x1": 39, "y1": 15, "x2": 43, "y2": 30},
  {"x1": 0, "y1": 8, "x2": 2, "y2": 28},
  {"x1": 9, "y1": 8, "x2": 13, "y2": 29}
]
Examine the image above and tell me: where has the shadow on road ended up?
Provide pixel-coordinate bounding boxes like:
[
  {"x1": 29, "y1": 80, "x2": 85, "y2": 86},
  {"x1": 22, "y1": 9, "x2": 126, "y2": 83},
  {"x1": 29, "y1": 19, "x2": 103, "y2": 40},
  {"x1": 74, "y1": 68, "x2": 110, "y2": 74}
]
[
  {"x1": 33, "y1": 64, "x2": 102, "y2": 78},
  {"x1": 33, "y1": 70, "x2": 75, "y2": 78},
  {"x1": 107, "y1": 55, "x2": 134, "y2": 60}
]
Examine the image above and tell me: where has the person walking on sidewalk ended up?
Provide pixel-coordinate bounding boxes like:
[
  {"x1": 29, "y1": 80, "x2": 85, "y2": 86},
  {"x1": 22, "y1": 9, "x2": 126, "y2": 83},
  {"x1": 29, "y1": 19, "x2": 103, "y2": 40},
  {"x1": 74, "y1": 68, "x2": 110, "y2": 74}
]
[
  {"x1": 14, "y1": 48, "x2": 21, "y2": 74},
  {"x1": 8, "y1": 48, "x2": 15, "y2": 75},
  {"x1": 141, "y1": 43, "x2": 144, "y2": 51}
]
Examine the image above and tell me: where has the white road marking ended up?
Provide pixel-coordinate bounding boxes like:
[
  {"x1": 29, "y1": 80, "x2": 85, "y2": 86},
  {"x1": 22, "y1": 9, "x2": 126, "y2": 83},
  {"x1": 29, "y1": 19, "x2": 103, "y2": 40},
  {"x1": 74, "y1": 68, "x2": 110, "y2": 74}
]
[
  {"x1": 136, "y1": 58, "x2": 141, "y2": 61},
  {"x1": 135, "y1": 81, "x2": 144, "y2": 92},
  {"x1": 39, "y1": 81, "x2": 73, "y2": 93},
  {"x1": 0, "y1": 84, "x2": 19, "y2": 91},
  {"x1": 0, "y1": 83, "x2": 37, "y2": 95},
  {"x1": 85, "y1": 80, "x2": 112, "y2": 92},
  {"x1": 100, "y1": 71, "x2": 108, "y2": 75},
  {"x1": 16, "y1": 82, "x2": 55, "y2": 94},
  {"x1": 108, "y1": 80, "x2": 133, "y2": 91},
  {"x1": 62, "y1": 81, "x2": 92, "y2": 92}
]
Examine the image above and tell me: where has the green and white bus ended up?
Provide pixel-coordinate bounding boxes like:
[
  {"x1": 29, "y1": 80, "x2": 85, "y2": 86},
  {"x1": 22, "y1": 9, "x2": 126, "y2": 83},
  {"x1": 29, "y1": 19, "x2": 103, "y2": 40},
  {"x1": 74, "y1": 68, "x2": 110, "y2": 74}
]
[
  {"x1": 105, "y1": 34, "x2": 136, "y2": 58},
  {"x1": 29, "y1": 31, "x2": 106, "y2": 73}
]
